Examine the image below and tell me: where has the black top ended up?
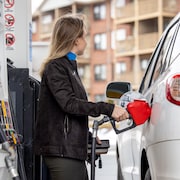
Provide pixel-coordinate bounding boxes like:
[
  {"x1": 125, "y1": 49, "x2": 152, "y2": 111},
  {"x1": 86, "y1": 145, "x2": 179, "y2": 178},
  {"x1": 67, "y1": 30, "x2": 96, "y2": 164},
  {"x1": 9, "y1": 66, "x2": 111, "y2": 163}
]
[{"x1": 34, "y1": 56, "x2": 114, "y2": 160}]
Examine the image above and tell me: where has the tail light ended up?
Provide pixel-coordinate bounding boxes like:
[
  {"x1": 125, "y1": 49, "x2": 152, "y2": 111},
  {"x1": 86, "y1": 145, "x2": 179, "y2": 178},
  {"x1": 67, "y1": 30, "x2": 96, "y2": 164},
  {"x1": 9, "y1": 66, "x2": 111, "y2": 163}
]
[{"x1": 166, "y1": 74, "x2": 180, "y2": 105}]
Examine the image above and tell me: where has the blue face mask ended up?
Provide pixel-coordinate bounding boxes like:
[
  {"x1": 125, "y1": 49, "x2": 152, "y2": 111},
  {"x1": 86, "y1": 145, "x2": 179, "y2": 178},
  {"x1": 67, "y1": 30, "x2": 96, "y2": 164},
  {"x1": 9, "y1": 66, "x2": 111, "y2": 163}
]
[{"x1": 66, "y1": 52, "x2": 77, "y2": 61}]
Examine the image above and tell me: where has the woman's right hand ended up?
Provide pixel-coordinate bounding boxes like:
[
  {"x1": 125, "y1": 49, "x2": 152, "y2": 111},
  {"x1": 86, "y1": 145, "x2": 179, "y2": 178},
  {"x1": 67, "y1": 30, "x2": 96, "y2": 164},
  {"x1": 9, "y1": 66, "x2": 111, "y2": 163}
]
[{"x1": 111, "y1": 105, "x2": 129, "y2": 122}]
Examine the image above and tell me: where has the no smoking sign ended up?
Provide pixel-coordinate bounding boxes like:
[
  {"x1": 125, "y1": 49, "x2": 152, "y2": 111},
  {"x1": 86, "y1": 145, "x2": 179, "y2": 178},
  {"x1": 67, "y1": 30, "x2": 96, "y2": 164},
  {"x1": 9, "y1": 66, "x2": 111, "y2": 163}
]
[
  {"x1": 6, "y1": 33, "x2": 15, "y2": 46},
  {"x1": 4, "y1": 0, "x2": 15, "y2": 9},
  {"x1": 5, "y1": 14, "x2": 15, "y2": 27}
]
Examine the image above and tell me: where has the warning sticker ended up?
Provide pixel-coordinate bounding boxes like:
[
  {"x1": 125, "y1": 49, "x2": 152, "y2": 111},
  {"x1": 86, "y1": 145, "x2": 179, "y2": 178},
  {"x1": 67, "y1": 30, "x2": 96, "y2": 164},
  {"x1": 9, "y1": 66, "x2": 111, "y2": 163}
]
[
  {"x1": 0, "y1": 0, "x2": 9, "y2": 99},
  {"x1": 6, "y1": 33, "x2": 15, "y2": 46},
  {"x1": 5, "y1": 14, "x2": 15, "y2": 27},
  {"x1": 4, "y1": 0, "x2": 15, "y2": 9},
  {"x1": 4, "y1": 0, "x2": 15, "y2": 50}
]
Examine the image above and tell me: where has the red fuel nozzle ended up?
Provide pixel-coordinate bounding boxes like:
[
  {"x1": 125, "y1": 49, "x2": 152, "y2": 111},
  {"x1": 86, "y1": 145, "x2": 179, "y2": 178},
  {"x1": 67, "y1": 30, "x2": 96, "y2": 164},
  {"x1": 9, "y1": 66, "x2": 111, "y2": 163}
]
[{"x1": 127, "y1": 100, "x2": 151, "y2": 125}]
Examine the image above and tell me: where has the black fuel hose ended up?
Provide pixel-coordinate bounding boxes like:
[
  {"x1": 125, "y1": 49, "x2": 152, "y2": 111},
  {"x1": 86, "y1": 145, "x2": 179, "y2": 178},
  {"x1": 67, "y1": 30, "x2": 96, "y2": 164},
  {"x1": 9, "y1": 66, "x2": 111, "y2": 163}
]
[
  {"x1": 91, "y1": 135, "x2": 97, "y2": 180},
  {"x1": 12, "y1": 177, "x2": 20, "y2": 180},
  {"x1": 0, "y1": 123, "x2": 7, "y2": 142},
  {"x1": 90, "y1": 116, "x2": 110, "y2": 180}
]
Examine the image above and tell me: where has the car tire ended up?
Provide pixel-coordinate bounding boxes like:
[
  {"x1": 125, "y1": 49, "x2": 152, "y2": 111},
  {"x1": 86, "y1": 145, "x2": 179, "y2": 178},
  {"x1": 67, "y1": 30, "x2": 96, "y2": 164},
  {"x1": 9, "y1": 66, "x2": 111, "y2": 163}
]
[{"x1": 144, "y1": 168, "x2": 151, "y2": 180}]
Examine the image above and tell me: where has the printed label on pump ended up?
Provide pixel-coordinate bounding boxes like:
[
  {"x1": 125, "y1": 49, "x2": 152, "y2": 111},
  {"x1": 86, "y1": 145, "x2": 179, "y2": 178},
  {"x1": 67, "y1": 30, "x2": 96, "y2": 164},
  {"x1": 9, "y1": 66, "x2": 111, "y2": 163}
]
[
  {"x1": 4, "y1": 0, "x2": 15, "y2": 50},
  {"x1": 0, "y1": 0, "x2": 8, "y2": 100}
]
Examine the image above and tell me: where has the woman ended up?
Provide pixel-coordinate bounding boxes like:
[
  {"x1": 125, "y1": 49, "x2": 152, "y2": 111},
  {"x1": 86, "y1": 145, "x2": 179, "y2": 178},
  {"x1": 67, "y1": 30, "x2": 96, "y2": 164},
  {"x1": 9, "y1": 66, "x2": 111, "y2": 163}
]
[{"x1": 34, "y1": 13, "x2": 129, "y2": 180}]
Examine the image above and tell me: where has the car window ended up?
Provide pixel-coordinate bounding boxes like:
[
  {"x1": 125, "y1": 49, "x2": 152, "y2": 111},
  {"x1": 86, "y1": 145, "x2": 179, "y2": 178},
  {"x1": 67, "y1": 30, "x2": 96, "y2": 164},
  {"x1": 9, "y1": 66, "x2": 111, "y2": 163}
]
[
  {"x1": 150, "y1": 24, "x2": 177, "y2": 84},
  {"x1": 139, "y1": 43, "x2": 160, "y2": 93},
  {"x1": 139, "y1": 20, "x2": 179, "y2": 94},
  {"x1": 169, "y1": 22, "x2": 180, "y2": 65}
]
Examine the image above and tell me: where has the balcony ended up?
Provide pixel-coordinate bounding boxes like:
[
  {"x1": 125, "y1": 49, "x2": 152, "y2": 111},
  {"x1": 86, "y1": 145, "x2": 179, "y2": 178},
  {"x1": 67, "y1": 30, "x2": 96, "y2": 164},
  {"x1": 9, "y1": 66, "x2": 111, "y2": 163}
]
[
  {"x1": 114, "y1": 71, "x2": 134, "y2": 82},
  {"x1": 116, "y1": 2, "x2": 135, "y2": 19},
  {"x1": 163, "y1": 0, "x2": 180, "y2": 13},
  {"x1": 139, "y1": 0, "x2": 158, "y2": 16},
  {"x1": 82, "y1": 78, "x2": 90, "y2": 92},
  {"x1": 114, "y1": 70, "x2": 145, "y2": 90},
  {"x1": 139, "y1": 0, "x2": 179, "y2": 16},
  {"x1": 139, "y1": 32, "x2": 159, "y2": 50},
  {"x1": 41, "y1": 22, "x2": 54, "y2": 34},
  {"x1": 116, "y1": 36, "x2": 135, "y2": 54}
]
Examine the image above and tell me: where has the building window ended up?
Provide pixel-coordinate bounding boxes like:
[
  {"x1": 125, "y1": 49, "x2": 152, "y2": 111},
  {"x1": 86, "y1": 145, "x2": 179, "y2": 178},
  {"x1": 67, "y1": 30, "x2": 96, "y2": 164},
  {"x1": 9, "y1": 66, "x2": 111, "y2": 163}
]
[
  {"x1": 32, "y1": 21, "x2": 37, "y2": 34},
  {"x1": 116, "y1": 62, "x2": 127, "y2": 74},
  {"x1": 93, "y1": 4, "x2": 106, "y2": 20},
  {"x1": 42, "y1": 14, "x2": 52, "y2": 25},
  {"x1": 116, "y1": 29, "x2": 126, "y2": 41},
  {"x1": 95, "y1": 94, "x2": 105, "y2": 102},
  {"x1": 41, "y1": 14, "x2": 53, "y2": 33},
  {"x1": 94, "y1": 64, "x2": 106, "y2": 81},
  {"x1": 94, "y1": 33, "x2": 107, "y2": 50},
  {"x1": 140, "y1": 59, "x2": 149, "y2": 71},
  {"x1": 116, "y1": 0, "x2": 125, "y2": 7},
  {"x1": 111, "y1": 31, "x2": 115, "y2": 49},
  {"x1": 78, "y1": 66, "x2": 85, "y2": 79}
]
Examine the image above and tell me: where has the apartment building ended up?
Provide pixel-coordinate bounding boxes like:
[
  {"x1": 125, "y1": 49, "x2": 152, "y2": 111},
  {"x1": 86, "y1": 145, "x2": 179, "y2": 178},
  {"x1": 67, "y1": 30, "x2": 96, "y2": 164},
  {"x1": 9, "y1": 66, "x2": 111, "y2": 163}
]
[
  {"x1": 114, "y1": 0, "x2": 180, "y2": 89},
  {"x1": 32, "y1": 0, "x2": 180, "y2": 101}
]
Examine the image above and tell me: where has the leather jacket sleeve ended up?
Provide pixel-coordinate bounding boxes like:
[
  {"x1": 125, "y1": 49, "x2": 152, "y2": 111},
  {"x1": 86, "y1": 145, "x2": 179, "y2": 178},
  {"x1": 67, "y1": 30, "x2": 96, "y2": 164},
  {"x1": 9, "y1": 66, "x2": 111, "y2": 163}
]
[{"x1": 44, "y1": 59, "x2": 114, "y2": 117}]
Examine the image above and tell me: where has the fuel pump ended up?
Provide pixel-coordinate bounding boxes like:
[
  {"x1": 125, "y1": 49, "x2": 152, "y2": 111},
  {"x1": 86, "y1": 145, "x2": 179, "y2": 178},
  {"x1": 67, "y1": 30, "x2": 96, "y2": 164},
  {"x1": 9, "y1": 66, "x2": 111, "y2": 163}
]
[
  {"x1": 0, "y1": 1, "x2": 18, "y2": 179},
  {"x1": 0, "y1": 0, "x2": 31, "y2": 179}
]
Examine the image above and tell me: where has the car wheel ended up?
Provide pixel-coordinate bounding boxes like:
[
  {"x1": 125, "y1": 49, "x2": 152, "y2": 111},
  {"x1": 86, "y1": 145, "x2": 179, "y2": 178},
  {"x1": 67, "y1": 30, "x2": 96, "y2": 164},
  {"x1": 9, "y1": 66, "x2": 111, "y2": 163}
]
[{"x1": 144, "y1": 168, "x2": 151, "y2": 180}]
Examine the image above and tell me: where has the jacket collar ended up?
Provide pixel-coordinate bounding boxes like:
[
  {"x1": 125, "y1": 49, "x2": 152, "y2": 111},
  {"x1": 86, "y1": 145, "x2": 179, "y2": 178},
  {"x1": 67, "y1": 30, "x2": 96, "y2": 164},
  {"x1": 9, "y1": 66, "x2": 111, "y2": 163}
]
[{"x1": 66, "y1": 52, "x2": 77, "y2": 61}]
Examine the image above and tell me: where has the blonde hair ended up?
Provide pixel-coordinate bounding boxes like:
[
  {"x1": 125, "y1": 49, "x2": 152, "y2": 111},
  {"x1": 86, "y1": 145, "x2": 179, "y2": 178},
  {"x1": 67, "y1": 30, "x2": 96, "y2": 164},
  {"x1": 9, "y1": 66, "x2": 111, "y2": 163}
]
[{"x1": 40, "y1": 13, "x2": 85, "y2": 77}]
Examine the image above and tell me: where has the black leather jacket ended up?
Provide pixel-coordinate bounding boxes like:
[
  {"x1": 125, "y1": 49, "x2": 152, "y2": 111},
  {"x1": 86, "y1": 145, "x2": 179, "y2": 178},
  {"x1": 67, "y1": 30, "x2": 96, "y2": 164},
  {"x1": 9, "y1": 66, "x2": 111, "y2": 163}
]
[{"x1": 34, "y1": 57, "x2": 114, "y2": 160}]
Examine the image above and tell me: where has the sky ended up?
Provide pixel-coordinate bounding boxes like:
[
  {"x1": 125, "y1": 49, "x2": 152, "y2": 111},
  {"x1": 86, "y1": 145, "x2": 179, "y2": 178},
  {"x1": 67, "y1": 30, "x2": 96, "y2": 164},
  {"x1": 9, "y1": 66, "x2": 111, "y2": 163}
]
[{"x1": 31, "y1": 0, "x2": 43, "y2": 13}]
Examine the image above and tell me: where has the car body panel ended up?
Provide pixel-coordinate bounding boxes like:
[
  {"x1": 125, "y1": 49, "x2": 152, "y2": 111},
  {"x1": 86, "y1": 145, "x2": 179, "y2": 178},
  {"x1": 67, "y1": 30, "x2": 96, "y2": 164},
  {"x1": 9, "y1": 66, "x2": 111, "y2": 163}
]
[{"x1": 147, "y1": 141, "x2": 180, "y2": 180}]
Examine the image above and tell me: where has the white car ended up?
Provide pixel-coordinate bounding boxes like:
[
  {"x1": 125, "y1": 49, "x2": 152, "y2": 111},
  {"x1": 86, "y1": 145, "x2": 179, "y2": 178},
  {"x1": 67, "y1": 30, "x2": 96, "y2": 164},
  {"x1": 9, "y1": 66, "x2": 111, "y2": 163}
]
[{"x1": 106, "y1": 12, "x2": 180, "y2": 180}]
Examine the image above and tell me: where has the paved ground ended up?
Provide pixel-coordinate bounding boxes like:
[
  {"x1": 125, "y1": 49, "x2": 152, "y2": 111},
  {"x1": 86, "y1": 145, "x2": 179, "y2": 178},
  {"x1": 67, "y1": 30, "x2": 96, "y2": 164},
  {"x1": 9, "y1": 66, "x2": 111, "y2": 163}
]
[
  {"x1": 87, "y1": 147, "x2": 117, "y2": 180},
  {"x1": 87, "y1": 127, "x2": 118, "y2": 180}
]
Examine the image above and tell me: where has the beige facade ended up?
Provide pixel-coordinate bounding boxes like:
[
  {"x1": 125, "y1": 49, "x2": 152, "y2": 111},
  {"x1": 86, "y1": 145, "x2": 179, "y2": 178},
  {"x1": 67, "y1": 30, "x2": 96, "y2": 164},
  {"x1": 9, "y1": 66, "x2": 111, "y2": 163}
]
[
  {"x1": 32, "y1": 0, "x2": 180, "y2": 101},
  {"x1": 114, "y1": 0, "x2": 180, "y2": 89}
]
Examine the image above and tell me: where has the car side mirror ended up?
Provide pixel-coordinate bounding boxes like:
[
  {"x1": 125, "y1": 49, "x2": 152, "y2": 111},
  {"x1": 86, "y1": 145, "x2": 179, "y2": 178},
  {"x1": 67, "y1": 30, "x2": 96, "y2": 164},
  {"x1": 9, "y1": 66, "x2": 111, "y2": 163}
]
[{"x1": 106, "y1": 82, "x2": 132, "y2": 99}]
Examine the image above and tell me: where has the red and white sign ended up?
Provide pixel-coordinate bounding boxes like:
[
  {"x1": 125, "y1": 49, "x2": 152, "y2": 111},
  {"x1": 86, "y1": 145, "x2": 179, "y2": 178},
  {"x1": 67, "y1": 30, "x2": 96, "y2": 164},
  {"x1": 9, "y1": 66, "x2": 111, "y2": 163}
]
[
  {"x1": 0, "y1": 1, "x2": 9, "y2": 100},
  {"x1": 5, "y1": 14, "x2": 15, "y2": 27},
  {"x1": 4, "y1": 0, "x2": 15, "y2": 50},
  {"x1": 6, "y1": 33, "x2": 15, "y2": 46},
  {"x1": 4, "y1": 0, "x2": 14, "y2": 9}
]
